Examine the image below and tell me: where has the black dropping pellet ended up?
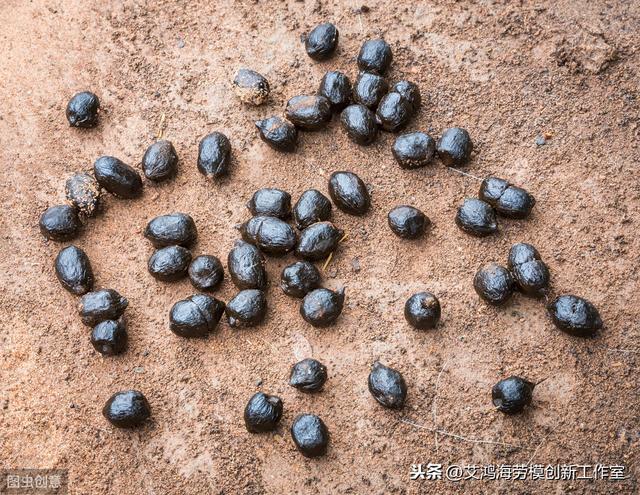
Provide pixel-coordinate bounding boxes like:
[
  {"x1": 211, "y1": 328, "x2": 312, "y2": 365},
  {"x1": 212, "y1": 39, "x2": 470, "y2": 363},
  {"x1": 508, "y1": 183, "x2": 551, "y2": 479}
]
[
  {"x1": 244, "y1": 392, "x2": 283, "y2": 433},
  {"x1": 479, "y1": 177, "x2": 536, "y2": 219},
  {"x1": 281, "y1": 261, "x2": 321, "y2": 298},
  {"x1": 392, "y1": 132, "x2": 435, "y2": 169},
  {"x1": 392, "y1": 80, "x2": 421, "y2": 113},
  {"x1": 353, "y1": 72, "x2": 388, "y2": 110},
  {"x1": 293, "y1": 189, "x2": 332, "y2": 230},
  {"x1": 188, "y1": 255, "x2": 224, "y2": 292},
  {"x1": 91, "y1": 319, "x2": 127, "y2": 355},
  {"x1": 295, "y1": 221, "x2": 343, "y2": 261},
  {"x1": 388, "y1": 205, "x2": 429, "y2": 239},
  {"x1": 255, "y1": 116, "x2": 298, "y2": 152},
  {"x1": 197, "y1": 132, "x2": 231, "y2": 179},
  {"x1": 290, "y1": 358, "x2": 327, "y2": 392},
  {"x1": 305, "y1": 22, "x2": 339, "y2": 60},
  {"x1": 144, "y1": 212, "x2": 197, "y2": 248},
  {"x1": 93, "y1": 156, "x2": 143, "y2": 199},
  {"x1": 226, "y1": 289, "x2": 267, "y2": 327},
  {"x1": 148, "y1": 245, "x2": 192, "y2": 282},
  {"x1": 404, "y1": 292, "x2": 441, "y2": 330},
  {"x1": 357, "y1": 39, "x2": 392, "y2": 74},
  {"x1": 169, "y1": 294, "x2": 225, "y2": 338},
  {"x1": 247, "y1": 188, "x2": 291, "y2": 219},
  {"x1": 437, "y1": 127, "x2": 473, "y2": 167},
  {"x1": 55, "y1": 245, "x2": 94, "y2": 296},
  {"x1": 291, "y1": 414, "x2": 329, "y2": 458},
  {"x1": 102, "y1": 390, "x2": 150, "y2": 428},
  {"x1": 233, "y1": 68, "x2": 270, "y2": 105},
  {"x1": 473, "y1": 263, "x2": 514, "y2": 305},
  {"x1": 39, "y1": 204, "x2": 81, "y2": 241},
  {"x1": 340, "y1": 104, "x2": 378, "y2": 145},
  {"x1": 492, "y1": 376, "x2": 535, "y2": 414},
  {"x1": 300, "y1": 288, "x2": 345, "y2": 327},
  {"x1": 368, "y1": 362, "x2": 407, "y2": 409},
  {"x1": 507, "y1": 243, "x2": 550, "y2": 297},
  {"x1": 142, "y1": 140, "x2": 178, "y2": 182},
  {"x1": 547, "y1": 295, "x2": 603, "y2": 337},
  {"x1": 79, "y1": 289, "x2": 128, "y2": 326},
  {"x1": 328, "y1": 171, "x2": 370, "y2": 215},
  {"x1": 455, "y1": 198, "x2": 497, "y2": 237},
  {"x1": 240, "y1": 216, "x2": 297, "y2": 256},
  {"x1": 375, "y1": 92, "x2": 412, "y2": 132},
  {"x1": 284, "y1": 95, "x2": 332, "y2": 130},
  {"x1": 318, "y1": 71, "x2": 351, "y2": 111},
  {"x1": 227, "y1": 240, "x2": 267, "y2": 290},
  {"x1": 65, "y1": 172, "x2": 101, "y2": 218},
  {"x1": 66, "y1": 91, "x2": 100, "y2": 128}
]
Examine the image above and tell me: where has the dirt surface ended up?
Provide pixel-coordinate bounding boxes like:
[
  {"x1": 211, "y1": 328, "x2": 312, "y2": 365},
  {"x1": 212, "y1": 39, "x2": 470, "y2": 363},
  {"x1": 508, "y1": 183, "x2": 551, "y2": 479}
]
[{"x1": 1, "y1": 0, "x2": 639, "y2": 494}]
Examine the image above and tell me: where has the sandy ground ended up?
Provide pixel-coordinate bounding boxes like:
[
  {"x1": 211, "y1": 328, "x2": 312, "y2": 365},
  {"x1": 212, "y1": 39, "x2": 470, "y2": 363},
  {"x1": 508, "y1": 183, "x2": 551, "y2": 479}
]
[{"x1": 1, "y1": 0, "x2": 639, "y2": 493}]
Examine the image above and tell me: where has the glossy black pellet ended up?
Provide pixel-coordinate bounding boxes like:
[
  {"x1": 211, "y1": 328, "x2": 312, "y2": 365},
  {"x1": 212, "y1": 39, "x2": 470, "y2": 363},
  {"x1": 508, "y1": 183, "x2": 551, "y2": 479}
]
[
  {"x1": 328, "y1": 171, "x2": 370, "y2": 215},
  {"x1": 91, "y1": 319, "x2": 127, "y2": 355},
  {"x1": 375, "y1": 92, "x2": 412, "y2": 132},
  {"x1": 368, "y1": 362, "x2": 407, "y2": 409},
  {"x1": 227, "y1": 240, "x2": 267, "y2": 290},
  {"x1": 353, "y1": 72, "x2": 388, "y2": 110},
  {"x1": 357, "y1": 39, "x2": 392, "y2": 74},
  {"x1": 102, "y1": 390, "x2": 150, "y2": 428},
  {"x1": 293, "y1": 189, "x2": 332, "y2": 230},
  {"x1": 148, "y1": 245, "x2": 192, "y2": 282},
  {"x1": 547, "y1": 295, "x2": 603, "y2": 337},
  {"x1": 492, "y1": 376, "x2": 535, "y2": 414},
  {"x1": 55, "y1": 245, "x2": 94, "y2": 295},
  {"x1": 392, "y1": 132, "x2": 435, "y2": 169},
  {"x1": 240, "y1": 216, "x2": 297, "y2": 256},
  {"x1": 93, "y1": 156, "x2": 143, "y2": 199},
  {"x1": 473, "y1": 263, "x2": 514, "y2": 305},
  {"x1": 142, "y1": 140, "x2": 178, "y2": 182},
  {"x1": 256, "y1": 116, "x2": 298, "y2": 152},
  {"x1": 233, "y1": 68, "x2": 270, "y2": 105},
  {"x1": 388, "y1": 206, "x2": 429, "y2": 239},
  {"x1": 144, "y1": 212, "x2": 197, "y2": 248},
  {"x1": 300, "y1": 288, "x2": 345, "y2": 327},
  {"x1": 247, "y1": 188, "x2": 291, "y2": 219},
  {"x1": 291, "y1": 414, "x2": 329, "y2": 458},
  {"x1": 39, "y1": 205, "x2": 81, "y2": 241},
  {"x1": 198, "y1": 132, "x2": 231, "y2": 179},
  {"x1": 289, "y1": 358, "x2": 327, "y2": 392},
  {"x1": 318, "y1": 71, "x2": 351, "y2": 111},
  {"x1": 226, "y1": 289, "x2": 267, "y2": 327},
  {"x1": 66, "y1": 91, "x2": 100, "y2": 128},
  {"x1": 404, "y1": 292, "x2": 441, "y2": 330},
  {"x1": 79, "y1": 289, "x2": 128, "y2": 327},
  {"x1": 437, "y1": 127, "x2": 473, "y2": 167},
  {"x1": 295, "y1": 221, "x2": 343, "y2": 261},
  {"x1": 244, "y1": 392, "x2": 283, "y2": 433},
  {"x1": 305, "y1": 22, "x2": 339, "y2": 60},
  {"x1": 392, "y1": 80, "x2": 421, "y2": 113},
  {"x1": 65, "y1": 172, "x2": 101, "y2": 218},
  {"x1": 285, "y1": 95, "x2": 332, "y2": 130},
  {"x1": 281, "y1": 261, "x2": 321, "y2": 298},
  {"x1": 188, "y1": 255, "x2": 224, "y2": 292},
  {"x1": 170, "y1": 294, "x2": 225, "y2": 338},
  {"x1": 340, "y1": 104, "x2": 378, "y2": 145},
  {"x1": 507, "y1": 243, "x2": 550, "y2": 297},
  {"x1": 479, "y1": 177, "x2": 536, "y2": 219},
  {"x1": 455, "y1": 198, "x2": 498, "y2": 237}
]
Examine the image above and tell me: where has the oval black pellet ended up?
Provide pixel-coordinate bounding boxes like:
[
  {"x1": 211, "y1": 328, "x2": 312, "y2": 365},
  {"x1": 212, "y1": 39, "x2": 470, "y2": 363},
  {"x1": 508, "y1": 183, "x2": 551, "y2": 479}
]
[
  {"x1": 93, "y1": 156, "x2": 143, "y2": 199},
  {"x1": 102, "y1": 390, "x2": 151, "y2": 428},
  {"x1": 368, "y1": 362, "x2": 407, "y2": 409},
  {"x1": 228, "y1": 240, "x2": 267, "y2": 290},
  {"x1": 492, "y1": 376, "x2": 535, "y2": 414},
  {"x1": 144, "y1": 212, "x2": 197, "y2": 248},
  {"x1": 375, "y1": 92, "x2": 412, "y2": 132},
  {"x1": 507, "y1": 243, "x2": 550, "y2": 297},
  {"x1": 328, "y1": 171, "x2": 370, "y2": 215},
  {"x1": 357, "y1": 39, "x2": 392, "y2": 74},
  {"x1": 318, "y1": 71, "x2": 351, "y2": 111},
  {"x1": 388, "y1": 206, "x2": 429, "y2": 239},
  {"x1": 55, "y1": 245, "x2": 94, "y2": 295},
  {"x1": 148, "y1": 245, "x2": 192, "y2": 282},
  {"x1": 291, "y1": 414, "x2": 329, "y2": 458},
  {"x1": 473, "y1": 263, "x2": 514, "y2": 305},
  {"x1": 240, "y1": 216, "x2": 297, "y2": 256},
  {"x1": 353, "y1": 72, "x2": 388, "y2": 110},
  {"x1": 305, "y1": 22, "x2": 338, "y2": 60},
  {"x1": 197, "y1": 132, "x2": 231, "y2": 179},
  {"x1": 247, "y1": 188, "x2": 291, "y2": 219},
  {"x1": 281, "y1": 261, "x2": 321, "y2": 298},
  {"x1": 295, "y1": 221, "x2": 343, "y2": 261},
  {"x1": 226, "y1": 289, "x2": 267, "y2": 327},
  {"x1": 233, "y1": 68, "x2": 270, "y2": 105},
  {"x1": 188, "y1": 255, "x2": 224, "y2": 292},
  {"x1": 404, "y1": 292, "x2": 441, "y2": 330},
  {"x1": 79, "y1": 289, "x2": 128, "y2": 326},
  {"x1": 300, "y1": 288, "x2": 345, "y2": 327},
  {"x1": 340, "y1": 104, "x2": 378, "y2": 145},
  {"x1": 547, "y1": 295, "x2": 603, "y2": 337},
  {"x1": 65, "y1": 172, "x2": 101, "y2": 218},
  {"x1": 142, "y1": 140, "x2": 178, "y2": 182},
  {"x1": 455, "y1": 198, "x2": 498, "y2": 237},
  {"x1": 290, "y1": 358, "x2": 327, "y2": 392},
  {"x1": 91, "y1": 319, "x2": 127, "y2": 355},
  {"x1": 170, "y1": 294, "x2": 225, "y2": 338},
  {"x1": 66, "y1": 91, "x2": 100, "y2": 128},
  {"x1": 255, "y1": 116, "x2": 298, "y2": 152},
  {"x1": 293, "y1": 189, "x2": 332, "y2": 230},
  {"x1": 284, "y1": 95, "x2": 332, "y2": 130},
  {"x1": 39, "y1": 204, "x2": 81, "y2": 241},
  {"x1": 479, "y1": 177, "x2": 536, "y2": 219},
  {"x1": 437, "y1": 127, "x2": 473, "y2": 167},
  {"x1": 244, "y1": 392, "x2": 283, "y2": 433},
  {"x1": 392, "y1": 132, "x2": 435, "y2": 169},
  {"x1": 392, "y1": 80, "x2": 421, "y2": 113}
]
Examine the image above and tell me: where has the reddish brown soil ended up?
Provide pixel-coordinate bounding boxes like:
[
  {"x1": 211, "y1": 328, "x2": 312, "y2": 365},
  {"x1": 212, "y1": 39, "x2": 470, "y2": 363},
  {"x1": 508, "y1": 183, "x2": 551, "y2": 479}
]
[{"x1": 1, "y1": 1, "x2": 639, "y2": 494}]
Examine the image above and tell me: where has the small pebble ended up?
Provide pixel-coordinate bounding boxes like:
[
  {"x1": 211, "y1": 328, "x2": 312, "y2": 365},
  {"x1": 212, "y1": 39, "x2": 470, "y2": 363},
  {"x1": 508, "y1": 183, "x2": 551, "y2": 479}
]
[
  {"x1": 353, "y1": 72, "x2": 388, "y2": 110},
  {"x1": 148, "y1": 245, "x2": 192, "y2": 282},
  {"x1": 102, "y1": 390, "x2": 150, "y2": 428},
  {"x1": 79, "y1": 289, "x2": 128, "y2": 326},
  {"x1": 256, "y1": 116, "x2": 298, "y2": 152},
  {"x1": 375, "y1": 92, "x2": 412, "y2": 132},
  {"x1": 340, "y1": 104, "x2": 378, "y2": 145},
  {"x1": 240, "y1": 216, "x2": 297, "y2": 256},
  {"x1": 492, "y1": 376, "x2": 535, "y2": 414},
  {"x1": 455, "y1": 198, "x2": 497, "y2": 237},
  {"x1": 479, "y1": 177, "x2": 536, "y2": 219},
  {"x1": 289, "y1": 358, "x2": 327, "y2": 392},
  {"x1": 93, "y1": 156, "x2": 143, "y2": 199},
  {"x1": 141, "y1": 140, "x2": 179, "y2": 182},
  {"x1": 66, "y1": 91, "x2": 100, "y2": 128},
  {"x1": 305, "y1": 22, "x2": 339, "y2": 61},
  {"x1": 368, "y1": 362, "x2": 407, "y2": 409},
  {"x1": 507, "y1": 243, "x2": 550, "y2": 297},
  {"x1": 244, "y1": 392, "x2": 283, "y2": 433},
  {"x1": 473, "y1": 263, "x2": 514, "y2": 305},
  {"x1": 328, "y1": 171, "x2": 370, "y2": 215},
  {"x1": 233, "y1": 69, "x2": 270, "y2": 105},
  {"x1": 188, "y1": 255, "x2": 224, "y2": 292},
  {"x1": 318, "y1": 71, "x2": 351, "y2": 111},
  {"x1": 55, "y1": 245, "x2": 94, "y2": 295},
  {"x1": 285, "y1": 95, "x2": 332, "y2": 130},
  {"x1": 404, "y1": 292, "x2": 440, "y2": 329},
  {"x1": 547, "y1": 295, "x2": 602, "y2": 337},
  {"x1": 170, "y1": 294, "x2": 225, "y2": 337},
  {"x1": 388, "y1": 206, "x2": 429, "y2": 239},
  {"x1": 392, "y1": 132, "x2": 435, "y2": 168},
  {"x1": 300, "y1": 288, "x2": 345, "y2": 327},
  {"x1": 39, "y1": 205, "x2": 81, "y2": 241},
  {"x1": 357, "y1": 39, "x2": 392, "y2": 74},
  {"x1": 226, "y1": 289, "x2": 267, "y2": 327},
  {"x1": 437, "y1": 127, "x2": 473, "y2": 167},
  {"x1": 144, "y1": 212, "x2": 197, "y2": 248},
  {"x1": 228, "y1": 240, "x2": 267, "y2": 290},
  {"x1": 295, "y1": 221, "x2": 343, "y2": 261},
  {"x1": 247, "y1": 188, "x2": 291, "y2": 219},
  {"x1": 281, "y1": 261, "x2": 321, "y2": 298},
  {"x1": 198, "y1": 132, "x2": 231, "y2": 179},
  {"x1": 293, "y1": 189, "x2": 332, "y2": 230},
  {"x1": 65, "y1": 172, "x2": 101, "y2": 218},
  {"x1": 291, "y1": 414, "x2": 329, "y2": 457},
  {"x1": 91, "y1": 319, "x2": 127, "y2": 355}
]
